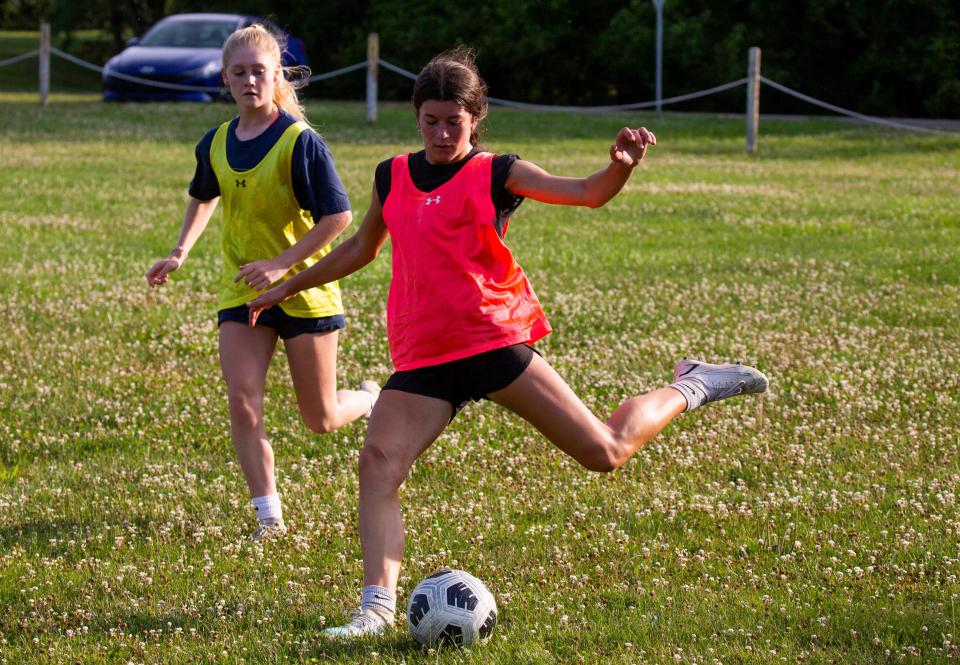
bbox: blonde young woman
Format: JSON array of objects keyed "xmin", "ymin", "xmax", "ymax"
[{"xmin": 146, "ymin": 25, "xmax": 378, "ymax": 540}]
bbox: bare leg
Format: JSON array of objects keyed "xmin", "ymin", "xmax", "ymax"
[
  {"xmin": 284, "ymin": 330, "xmax": 371, "ymax": 433},
  {"xmin": 358, "ymin": 390, "xmax": 452, "ymax": 590},
  {"xmin": 218, "ymin": 322, "xmax": 279, "ymax": 497},
  {"xmin": 488, "ymin": 353, "xmax": 686, "ymax": 472}
]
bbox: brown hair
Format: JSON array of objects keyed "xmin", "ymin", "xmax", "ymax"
[
  {"xmin": 221, "ymin": 24, "xmax": 309, "ymax": 122},
  {"xmin": 413, "ymin": 46, "xmax": 488, "ymax": 147}
]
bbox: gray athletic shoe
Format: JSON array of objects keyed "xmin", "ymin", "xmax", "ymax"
[
  {"xmin": 323, "ymin": 606, "xmax": 394, "ymax": 639},
  {"xmin": 670, "ymin": 358, "xmax": 768, "ymax": 412},
  {"xmin": 358, "ymin": 380, "xmax": 381, "ymax": 418}
]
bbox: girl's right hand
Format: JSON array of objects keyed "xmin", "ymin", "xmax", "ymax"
[
  {"xmin": 146, "ymin": 256, "xmax": 182, "ymax": 287},
  {"xmin": 247, "ymin": 284, "xmax": 290, "ymax": 326}
]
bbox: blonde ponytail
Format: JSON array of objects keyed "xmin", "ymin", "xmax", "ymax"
[{"xmin": 221, "ymin": 24, "xmax": 310, "ymax": 123}]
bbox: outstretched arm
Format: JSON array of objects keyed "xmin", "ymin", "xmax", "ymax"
[
  {"xmin": 247, "ymin": 184, "xmax": 389, "ymax": 325},
  {"xmin": 146, "ymin": 196, "xmax": 220, "ymax": 287},
  {"xmin": 505, "ymin": 126, "xmax": 656, "ymax": 208},
  {"xmin": 234, "ymin": 210, "xmax": 352, "ymax": 292}
]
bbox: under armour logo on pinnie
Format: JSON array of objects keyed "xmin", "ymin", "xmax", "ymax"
[
  {"xmin": 425, "ymin": 195, "xmax": 441, "ymax": 205},
  {"xmin": 236, "ymin": 179, "xmax": 246, "ymax": 188}
]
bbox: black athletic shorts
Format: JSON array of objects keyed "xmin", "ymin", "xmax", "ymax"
[
  {"xmin": 217, "ymin": 304, "xmax": 345, "ymax": 340},
  {"xmin": 383, "ymin": 343, "xmax": 538, "ymax": 416}
]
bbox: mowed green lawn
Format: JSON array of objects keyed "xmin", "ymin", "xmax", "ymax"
[{"xmin": 0, "ymin": 92, "xmax": 958, "ymax": 664}]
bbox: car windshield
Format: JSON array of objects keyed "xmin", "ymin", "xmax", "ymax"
[{"xmin": 139, "ymin": 19, "xmax": 238, "ymax": 48}]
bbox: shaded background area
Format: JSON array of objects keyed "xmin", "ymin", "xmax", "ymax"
[{"xmin": 2, "ymin": 1, "xmax": 959, "ymax": 116}]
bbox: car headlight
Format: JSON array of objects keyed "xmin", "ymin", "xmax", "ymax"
[{"xmin": 184, "ymin": 61, "xmax": 221, "ymax": 79}]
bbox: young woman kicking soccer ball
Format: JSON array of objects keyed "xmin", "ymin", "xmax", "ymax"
[
  {"xmin": 248, "ymin": 47, "xmax": 767, "ymax": 635},
  {"xmin": 146, "ymin": 25, "xmax": 379, "ymax": 540}
]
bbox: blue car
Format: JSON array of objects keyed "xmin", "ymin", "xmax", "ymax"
[{"xmin": 102, "ymin": 13, "xmax": 308, "ymax": 102}]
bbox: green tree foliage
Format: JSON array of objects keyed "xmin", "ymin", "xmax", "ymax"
[
  {"xmin": 2, "ymin": 0, "xmax": 164, "ymax": 48},
  {"xmin": 4, "ymin": 0, "xmax": 957, "ymax": 117}
]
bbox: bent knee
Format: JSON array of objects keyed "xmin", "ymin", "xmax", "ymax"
[
  {"xmin": 358, "ymin": 443, "xmax": 409, "ymax": 490},
  {"xmin": 577, "ymin": 437, "xmax": 630, "ymax": 473},
  {"xmin": 581, "ymin": 452, "xmax": 620, "ymax": 473},
  {"xmin": 302, "ymin": 412, "xmax": 338, "ymax": 434}
]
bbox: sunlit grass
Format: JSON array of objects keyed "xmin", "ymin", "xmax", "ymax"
[{"xmin": 0, "ymin": 93, "xmax": 958, "ymax": 664}]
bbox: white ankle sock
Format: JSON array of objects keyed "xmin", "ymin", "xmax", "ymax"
[
  {"xmin": 361, "ymin": 585, "xmax": 396, "ymax": 616},
  {"xmin": 252, "ymin": 493, "xmax": 282, "ymax": 524},
  {"xmin": 358, "ymin": 381, "xmax": 380, "ymax": 418}
]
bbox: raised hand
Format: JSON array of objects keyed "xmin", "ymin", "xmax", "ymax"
[{"xmin": 609, "ymin": 126, "xmax": 657, "ymax": 168}]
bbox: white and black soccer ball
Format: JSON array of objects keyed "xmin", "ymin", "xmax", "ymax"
[{"xmin": 407, "ymin": 569, "xmax": 497, "ymax": 647}]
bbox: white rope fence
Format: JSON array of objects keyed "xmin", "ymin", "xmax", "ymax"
[
  {"xmin": 377, "ymin": 58, "xmax": 416, "ymax": 80},
  {"xmin": 377, "ymin": 59, "xmax": 750, "ymax": 114},
  {"xmin": 5, "ymin": 45, "xmax": 371, "ymax": 92},
  {"xmin": 3, "ymin": 34, "xmax": 957, "ymax": 148},
  {"xmin": 487, "ymin": 79, "xmax": 748, "ymax": 113},
  {"xmin": 3, "ymin": 46, "xmax": 752, "ymax": 116},
  {"xmin": 0, "ymin": 49, "xmax": 39, "ymax": 67},
  {"xmin": 760, "ymin": 76, "xmax": 956, "ymax": 137},
  {"xmin": 307, "ymin": 60, "xmax": 366, "ymax": 83}
]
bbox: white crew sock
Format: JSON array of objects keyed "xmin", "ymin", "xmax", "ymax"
[
  {"xmin": 358, "ymin": 380, "xmax": 380, "ymax": 418},
  {"xmin": 361, "ymin": 585, "xmax": 396, "ymax": 616},
  {"xmin": 252, "ymin": 493, "xmax": 283, "ymax": 525}
]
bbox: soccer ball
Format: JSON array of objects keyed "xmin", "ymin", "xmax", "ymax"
[{"xmin": 407, "ymin": 569, "xmax": 497, "ymax": 647}]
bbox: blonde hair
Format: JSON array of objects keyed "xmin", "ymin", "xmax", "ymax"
[{"xmin": 221, "ymin": 24, "xmax": 310, "ymax": 122}]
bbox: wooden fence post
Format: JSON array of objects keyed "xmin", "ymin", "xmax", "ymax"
[
  {"xmin": 39, "ymin": 23, "xmax": 50, "ymax": 107},
  {"xmin": 745, "ymin": 47, "xmax": 761, "ymax": 154},
  {"xmin": 366, "ymin": 33, "xmax": 379, "ymax": 123}
]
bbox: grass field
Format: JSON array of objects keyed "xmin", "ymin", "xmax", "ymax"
[{"xmin": 0, "ymin": 90, "xmax": 958, "ymax": 664}]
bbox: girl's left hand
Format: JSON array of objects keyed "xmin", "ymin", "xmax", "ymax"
[
  {"xmin": 234, "ymin": 259, "xmax": 288, "ymax": 291},
  {"xmin": 247, "ymin": 284, "xmax": 290, "ymax": 326},
  {"xmin": 610, "ymin": 126, "xmax": 657, "ymax": 168}
]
